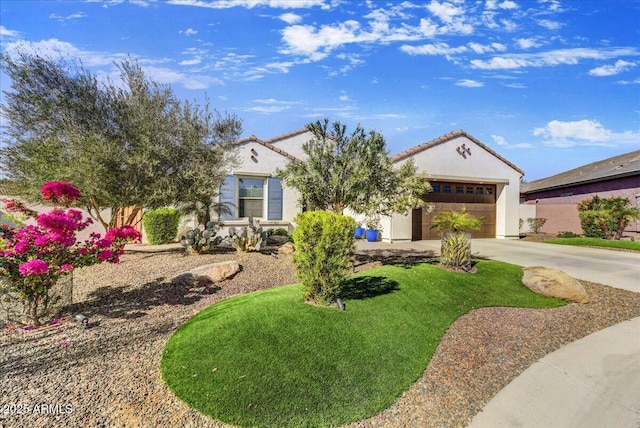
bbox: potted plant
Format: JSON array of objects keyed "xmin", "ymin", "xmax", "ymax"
[
  {"xmin": 354, "ymin": 221, "xmax": 365, "ymax": 239},
  {"xmin": 364, "ymin": 216, "xmax": 381, "ymax": 242}
]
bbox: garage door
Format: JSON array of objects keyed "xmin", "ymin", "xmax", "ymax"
[{"xmin": 412, "ymin": 182, "xmax": 496, "ymax": 240}]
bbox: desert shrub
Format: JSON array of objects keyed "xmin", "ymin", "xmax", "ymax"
[
  {"xmin": 578, "ymin": 195, "xmax": 640, "ymax": 240},
  {"xmin": 143, "ymin": 208, "xmax": 180, "ymax": 245},
  {"xmin": 527, "ymin": 217, "xmax": 547, "ymax": 234},
  {"xmin": 292, "ymin": 211, "xmax": 355, "ymax": 305},
  {"xmin": 557, "ymin": 231, "xmax": 581, "ymax": 238}
]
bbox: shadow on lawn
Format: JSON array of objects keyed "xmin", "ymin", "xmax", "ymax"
[
  {"xmin": 354, "ymin": 248, "xmax": 436, "ymax": 269},
  {"xmin": 341, "ymin": 276, "xmax": 399, "ymax": 300}
]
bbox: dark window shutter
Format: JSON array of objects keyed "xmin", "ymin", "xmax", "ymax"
[
  {"xmin": 219, "ymin": 175, "xmax": 236, "ymax": 220},
  {"xmin": 267, "ymin": 177, "xmax": 283, "ymax": 220}
]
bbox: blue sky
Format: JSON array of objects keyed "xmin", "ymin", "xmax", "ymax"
[{"xmin": 1, "ymin": 0, "xmax": 639, "ymax": 181}]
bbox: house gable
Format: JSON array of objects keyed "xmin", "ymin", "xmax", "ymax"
[{"xmin": 392, "ymin": 130, "xmax": 524, "ymax": 177}]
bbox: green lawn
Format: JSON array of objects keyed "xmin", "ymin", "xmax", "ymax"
[
  {"xmin": 161, "ymin": 260, "xmax": 565, "ymax": 427},
  {"xmin": 546, "ymin": 237, "xmax": 640, "ymax": 252}
]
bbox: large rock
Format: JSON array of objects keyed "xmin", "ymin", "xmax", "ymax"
[
  {"xmin": 522, "ymin": 266, "xmax": 590, "ymax": 304},
  {"xmin": 188, "ymin": 260, "xmax": 240, "ymax": 283},
  {"xmin": 278, "ymin": 242, "xmax": 295, "ymax": 255}
]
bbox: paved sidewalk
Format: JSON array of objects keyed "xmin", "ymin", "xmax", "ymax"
[
  {"xmin": 357, "ymin": 238, "xmax": 640, "ymax": 427},
  {"xmin": 470, "ymin": 316, "xmax": 640, "ymax": 428}
]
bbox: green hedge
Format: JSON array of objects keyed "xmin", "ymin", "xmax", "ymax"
[
  {"xmin": 143, "ymin": 208, "xmax": 180, "ymax": 245},
  {"xmin": 292, "ymin": 211, "xmax": 355, "ymax": 305}
]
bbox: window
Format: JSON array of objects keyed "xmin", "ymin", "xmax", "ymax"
[
  {"xmin": 476, "ymin": 187, "xmax": 484, "ymax": 195},
  {"xmin": 486, "ymin": 187, "xmax": 494, "ymax": 195},
  {"xmin": 466, "ymin": 186, "xmax": 474, "ymax": 194},
  {"xmin": 239, "ymin": 178, "xmax": 264, "ymax": 218},
  {"xmin": 455, "ymin": 185, "xmax": 464, "ymax": 194},
  {"xmin": 432, "ymin": 183, "xmax": 440, "ymax": 193},
  {"xmin": 220, "ymin": 175, "xmax": 283, "ymax": 221},
  {"xmin": 443, "ymin": 184, "xmax": 451, "ymax": 193}
]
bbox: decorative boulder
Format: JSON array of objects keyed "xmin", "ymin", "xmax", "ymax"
[
  {"xmin": 187, "ymin": 260, "xmax": 240, "ymax": 283},
  {"xmin": 522, "ymin": 266, "xmax": 590, "ymax": 304},
  {"xmin": 278, "ymin": 242, "xmax": 295, "ymax": 255}
]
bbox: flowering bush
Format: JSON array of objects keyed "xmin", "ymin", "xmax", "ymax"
[{"xmin": 0, "ymin": 181, "xmax": 141, "ymax": 326}]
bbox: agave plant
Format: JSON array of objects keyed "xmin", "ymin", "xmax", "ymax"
[
  {"xmin": 431, "ymin": 206, "xmax": 483, "ymax": 269},
  {"xmin": 180, "ymin": 221, "xmax": 223, "ymax": 254}
]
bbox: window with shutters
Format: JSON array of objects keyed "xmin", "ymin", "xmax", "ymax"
[{"xmin": 219, "ymin": 175, "xmax": 283, "ymax": 221}]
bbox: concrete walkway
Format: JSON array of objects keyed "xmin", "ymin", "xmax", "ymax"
[{"xmin": 357, "ymin": 238, "xmax": 640, "ymax": 427}]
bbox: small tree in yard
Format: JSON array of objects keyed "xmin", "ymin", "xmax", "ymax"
[
  {"xmin": 527, "ymin": 217, "xmax": 547, "ymax": 234},
  {"xmin": 292, "ymin": 211, "xmax": 355, "ymax": 305},
  {"xmin": 277, "ymin": 119, "xmax": 430, "ymax": 216},
  {"xmin": 431, "ymin": 206, "xmax": 483, "ymax": 270},
  {"xmin": 578, "ymin": 195, "xmax": 640, "ymax": 240}
]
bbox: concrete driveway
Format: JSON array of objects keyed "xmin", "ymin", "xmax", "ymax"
[{"xmin": 358, "ymin": 238, "xmax": 640, "ymax": 292}]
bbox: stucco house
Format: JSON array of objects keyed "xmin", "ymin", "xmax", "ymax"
[
  {"xmin": 521, "ymin": 150, "xmax": 640, "ymax": 238},
  {"xmin": 216, "ymin": 129, "xmax": 524, "ymax": 242}
]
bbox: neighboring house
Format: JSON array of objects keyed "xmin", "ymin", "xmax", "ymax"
[
  {"xmin": 520, "ymin": 150, "xmax": 640, "ymax": 238},
  {"xmin": 218, "ymin": 129, "xmax": 524, "ymax": 242}
]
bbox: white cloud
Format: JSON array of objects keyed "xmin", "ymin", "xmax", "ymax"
[
  {"xmin": 500, "ymin": 19, "xmax": 517, "ymax": 31},
  {"xmin": 0, "ymin": 25, "xmax": 22, "ymax": 38},
  {"xmin": 515, "ymin": 38, "xmax": 540, "ymax": 49},
  {"xmin": 588, "ymin": 60, "xmax": 636, "ymax": 77},
  {"xmin": 533, "ymin": 119, "xmax": 640, "ymax": 147},
  {"xmin": 468, "ymin": 42, "xmax": 507, "ymax": 54},
  {"xmin": 427, "ymin": 0, "xmax": 464, "ymax": 24},
  {"xmin": 456, "ymin": 79, "xmax": 484, "ymax": 87},
  {"xmin": 400, "ymin": 42, "xmax": 468, "ymax": 59},
  {"xmin": 616, "ymin": 78, "xmax": 640, "ymax": 85},
  {"xmin": 537, "ymin": 19, "xmax": 562, "ymax": 30},
  {"xmin": 180, "ymin": 28, "xmax": 198, "ymax": 36},
  {"xmin": 179, "ymin": 57, "xmax": 202, "ymax": 66},
  {"xmin": 279, "ymin": 13, "xmax": 302, "ymax": 24},
  {"xmin": 491, "ymin": 134, "xmax": 532, "ymax": 149},
  {"xmin": 242, "ymin": 98, "xmax": 299, "ymax": 114},
  {"xmin": 498, "ymin": 1, "xmax": 518, "ymax": 9},
  {"xmin": 167, "ymin": 0, "xmax": 335, "ymax": 10},
  {"xmin": 4, "ymin": 39, "xmax": 223, "ymax": 90},
  {"xmin": 471, "ymin": 47, "xmax": 640, "ymax": 70},
  {"xmin": 492, "ymin": 135, "xmax": 507, "ymax": 145},
  {"xmin": 49, "ymin": 12, "xmax": 87, "ymax": 21}
]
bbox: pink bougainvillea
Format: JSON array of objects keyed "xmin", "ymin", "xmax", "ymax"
[
  {"xmin": 0, "ymin": 181, "xmax": 141, "ymax": 326},
  {"xmin": 18, "ymin": 259, "xmax": 50, "ymax": 276},
  {"xmin": 39, "ymin": 181, "xmax": 81, "ymax": 206}
]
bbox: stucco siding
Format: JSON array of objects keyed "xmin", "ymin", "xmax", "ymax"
[
  {"xmin": 394, "ymin": 135, "xmax": 522, "ymax": 240},
  {"xmin": 268, "ymin": 131, "xmax": 313, "ymax": 161}
]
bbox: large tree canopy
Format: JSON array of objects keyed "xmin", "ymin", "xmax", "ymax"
[
  {"xmin": 277, "ymin": 119, "xmax": 430, "ymax": 216},
  {"xmin": 0, "ymin": 51, "xmax": 241, "ymax": 229}
]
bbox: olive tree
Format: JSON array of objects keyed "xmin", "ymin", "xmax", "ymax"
[
  {"xmin": 1, "ymin": 51, "xmax": 241, "ymax": 230},
  {"xmin": 276, "ymin": 119, "xmax": 430, "ymax": 218}
]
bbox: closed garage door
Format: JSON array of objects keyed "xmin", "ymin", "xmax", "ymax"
[{"xmin": 412, "ymin": 182, "xmax": 496, "ymax": 240}]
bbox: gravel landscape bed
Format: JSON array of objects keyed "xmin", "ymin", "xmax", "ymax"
[{"xmin": 2, "ymin": 245, "xmax": 639, "ymax": 428}]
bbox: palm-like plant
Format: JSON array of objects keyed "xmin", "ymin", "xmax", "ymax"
[{"xmin": 431, "ymin": 206, "xmax": 483, "ymax": 269}]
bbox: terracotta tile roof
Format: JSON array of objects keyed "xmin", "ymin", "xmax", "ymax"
[
  {"xmin": 391, "ymin": 129, "xmax": 525, "ymax": 176},
  {"xmin": 521, "ymin": 149, "xmax": 640, "ymax": 194},
  {"xmin": 264, "ymin": 128, "xmax": 309, "ymax": 144},
  {"xmin": 234, "ymin": 135, "xmax": 302, "ymax": 162}
]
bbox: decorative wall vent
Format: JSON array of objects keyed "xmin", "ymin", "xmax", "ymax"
[{"xmin": 456, "ymin": 143, "xmax": 471, "ymax": 159}]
